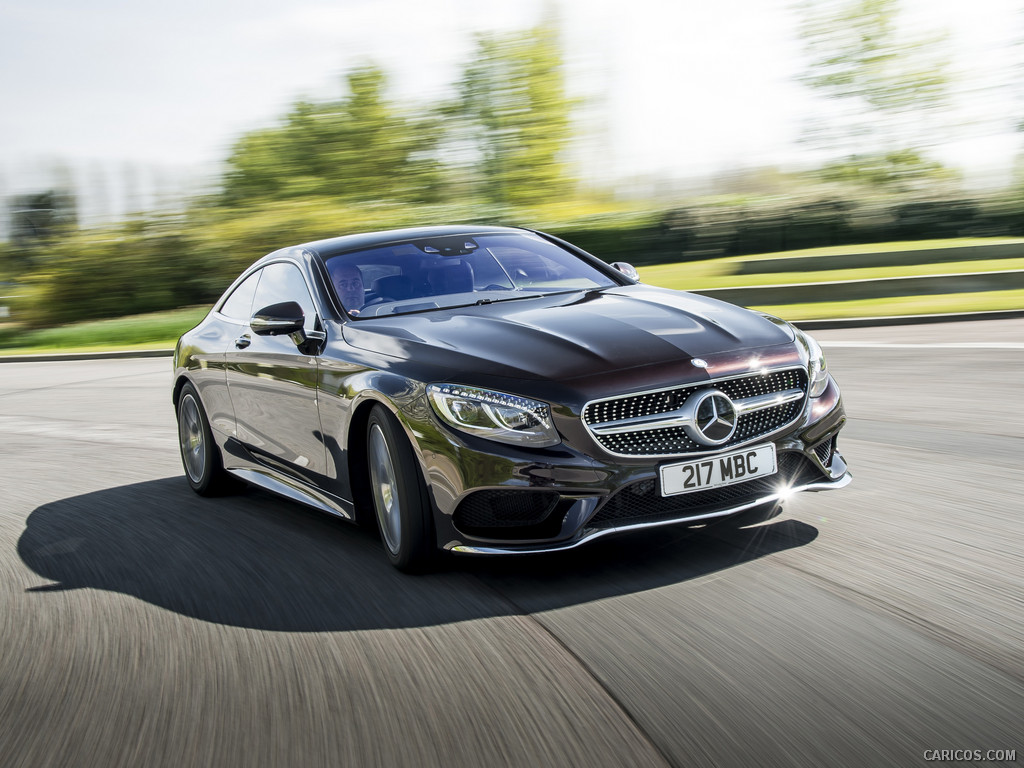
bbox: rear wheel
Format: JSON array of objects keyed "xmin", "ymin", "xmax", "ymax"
[
  {"xmin": 367, "ymin": 405, "xmax": 435, "ymax": 572},
  {"xmin": 177, "ymin": 382, "xmax": 233, "ymax": 496}
]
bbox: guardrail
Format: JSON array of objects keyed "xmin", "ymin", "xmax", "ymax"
[{"xmin": 692, "ymin": 270, "xmax": 1024, "ymax": 307}]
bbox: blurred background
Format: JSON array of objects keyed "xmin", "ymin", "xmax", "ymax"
[{"xmin": 1, "ymin": 0, "xmax": 1023, "ymax": 343}]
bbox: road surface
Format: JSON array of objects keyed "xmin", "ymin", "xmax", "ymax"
[{"xmin": 1, "ymin": 320, "xmax": 1021, "ymax": 767}]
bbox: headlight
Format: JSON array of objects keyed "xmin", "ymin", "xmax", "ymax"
[
  {"xmin": 427, "ymin": 384, "xmax": 561, "ymax": 447},
  {"xmin": 797, "ymin": 329, "xmax": 829, "ymax": 398}
]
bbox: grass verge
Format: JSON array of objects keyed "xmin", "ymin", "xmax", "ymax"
[
  {"xmin": 640, "ymin": 256, "xmax": 1024, "ymax": 290},
  {"xmin": 734, "ymin": 237, "xmax": 1024, "ymax": 261},
  {"xmin": 753, "ymin": 289, "xmax": 1024, "ymax": 321},
  {"xmin": 0, "ymin": 306, "xmax": 208, "ymax": 354}
]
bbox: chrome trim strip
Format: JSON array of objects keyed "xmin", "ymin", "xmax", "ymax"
[
  {"xmin": 734, "ymin": 389, "xmax": 805, "ymax": 414},
  {"xmin": 590, "ymin": 388, "xmax": 804, "ymax": 435},
  {"xmin": 589, "ymin": 409, "xmax": 691, "ymax": 436},
  {"xmin": 227, "ymin": 467, "xmax": 355, "ymax": 521},
  {"xmin": 447, "ymin": 470, "xmax": 852, "ymax": 555}
]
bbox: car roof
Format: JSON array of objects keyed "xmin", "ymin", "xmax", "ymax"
[{"xmin": 296, "ymin": 224, "xmax": 530, "ymax": 259}]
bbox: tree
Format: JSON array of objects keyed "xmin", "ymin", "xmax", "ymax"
[
  {"xmin": 7, "ymin": 189, "xmax": 77, "ymax": 246},
  {"xmin": 797, "ymin": 0, "xmax": 954, "ymax": 187},
  {"xmin": 222, "ymin": 64, "xmax": 443, "ymax": 205},
  {"xmin": 816, "ymin": 149, "xmax": 958, "ymax": 187},
  {"xmin": 452, "ymin": 22, "xmax": 576, "ymax": 205},
  {"xmin": 2, "ymin": 189, "xmax": 78, "ymax": 275}
]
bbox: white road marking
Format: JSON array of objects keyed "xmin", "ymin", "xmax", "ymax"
[
  {"xmin": 820, "ymin": 341, "xmax": 1024, "ymax": 350},
  {"xmin": 0, "ymin": 415, "xmax": 174, "ymax": 448}
]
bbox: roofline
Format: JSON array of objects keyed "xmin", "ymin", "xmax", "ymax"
[{"xmin": 297, "ymin": 224, "xmax": 530, "ymax": 258}]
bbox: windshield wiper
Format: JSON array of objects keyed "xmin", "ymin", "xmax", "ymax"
[
  {"xmin": 473, "ymin": 286, "xmax": 616, "ymax": 307},
  {"xmin": 384, "ymin": 289, "xmax": 599, "ymax": 317},
  {"xmin": 474, "ymin": 293, "xmax": 544, "ymax": 306}
]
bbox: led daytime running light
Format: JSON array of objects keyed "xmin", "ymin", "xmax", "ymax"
[
  {"xmin": 431, "ymin": 385, "xmax": 545, "ymax": 415},
  {"xmin": 427, "ymin": 384, "xmax": 560, "ymax": 447}
]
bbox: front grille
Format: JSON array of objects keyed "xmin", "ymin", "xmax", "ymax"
[
  {"xmin": 453, "ymin": 490, "xmax": 563, "ymax": 539},
  {"xmin": 588, "ymin": 452, "xmax": 821, "ymax": 529},
  {"xmin": 583, "ymin": 367, "xmax": 808, "ymax": 457}
]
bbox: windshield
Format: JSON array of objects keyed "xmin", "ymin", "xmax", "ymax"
[{"xmin": 323, "ymin": 231, "xmax": 618, "ymax": 318}]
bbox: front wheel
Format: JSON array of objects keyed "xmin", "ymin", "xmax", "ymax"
[
  {"xmin": 177, "ymin": 382, "xmax": 233, "ymax": 496},
  {"xmin": 366, "ymin": 405, "xmax": 435, "ymax": 572}
]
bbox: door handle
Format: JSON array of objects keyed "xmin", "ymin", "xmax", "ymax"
[{"xmin": 235, "ymin": 335, "xmax": 251, "ymax": 349}]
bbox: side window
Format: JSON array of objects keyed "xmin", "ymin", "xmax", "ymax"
[
  {"xmin": 251, "ymin": 262, "xmax": 318, "ymax": 329},
  {"xmin": 219, "ymin": 270, "xmax": 261, "ymax": 321}
]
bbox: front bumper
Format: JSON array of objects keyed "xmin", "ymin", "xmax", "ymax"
[
  {"xmin": 451, "ymin": 453, "xmax": 851, "ymax": 554},
  {"xmin": 426, "ymin": 377, "xmax": 851, "ymax": 555}
]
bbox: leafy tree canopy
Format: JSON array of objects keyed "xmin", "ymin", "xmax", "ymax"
[
  {"xmin": 815, "ymin": 149, "xmax": 960, "ymax": 189},
  {"xmin": 797, "ymin": 0, "xmax": 954, "ymax": 184},
  {"xmin": 222, "ymin": 64, "xmax": 443, "ymax": 206},
  {"xmin": 451, "ymin": 22, "xmax": 576, "ymax": 205}
]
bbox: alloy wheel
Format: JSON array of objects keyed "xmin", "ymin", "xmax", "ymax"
[
  {"xmin": 178, "ymin": 393, "xmax": 206, "ymax": 484},
  {"xmin": 368, "ymin": 423, "xmax": 402, "ymax": 554}
]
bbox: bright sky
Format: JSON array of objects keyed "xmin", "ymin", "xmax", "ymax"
[{"xmin": 1, "ymin": 0, "xmax": 1021, "ymax": 213}]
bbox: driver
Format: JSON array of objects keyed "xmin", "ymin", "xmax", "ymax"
[{"xmin": 332, "ymin": 263, "xmax": 365, "ymax": 315}]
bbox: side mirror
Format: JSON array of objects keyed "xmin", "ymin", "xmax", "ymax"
[
  {"xmin": 250, "ymin": 301, "xmax": 305, "ymax": 336},
  {"xmin": 610, "ymin": 262, "xmax": 640, "ymax": 282}
]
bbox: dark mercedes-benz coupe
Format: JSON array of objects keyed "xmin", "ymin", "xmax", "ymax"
[{"xmin": 174, "ymin": 225, "xmax": 850, "ymax": 570}]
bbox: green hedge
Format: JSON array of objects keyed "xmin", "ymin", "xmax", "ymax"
[
  {"xmin": 7, "ymin": 191, "xmax": 1024, "ymax": 328},
  {"xmin": 654, "ymin": 196, "xmax": 1024, "ymax": 265},
  {"xmin": 12, "ymin": 221, "xmax": 215, "ymax": 328}
]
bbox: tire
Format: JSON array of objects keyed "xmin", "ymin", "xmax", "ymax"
[
  {"xmin": 718, "ymin": 501, "xmax": 783, "ymax": 528},
  {"xmin": 176, "ymin": 382, "xmax": 234, "ymax": 496},
  {"xmin": 366, "ymin": 405, "xmax": 435, "ymax": 572}
]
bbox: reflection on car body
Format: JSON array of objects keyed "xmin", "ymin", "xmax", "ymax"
[{"xmin": 174, "ymin": 225, "xmax": 850, "ymax": 571}]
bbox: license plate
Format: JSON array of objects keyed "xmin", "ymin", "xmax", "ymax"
[{"xmin": 660, "ymin": 444, "xmax": 777, "ymax": 497}]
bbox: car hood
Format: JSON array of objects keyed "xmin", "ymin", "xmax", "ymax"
[{"xmin": 341, "ymin": 285, "xmax": 795, "ymax": 383}]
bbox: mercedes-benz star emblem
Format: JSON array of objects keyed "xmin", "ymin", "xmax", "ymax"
[
  {"xmin": 683, "ymin": 389, "xmax": 738, "ymax": 446},
  {"xmin": 691, "ymin": 358, "xmax": 708, "ymax": 368}
]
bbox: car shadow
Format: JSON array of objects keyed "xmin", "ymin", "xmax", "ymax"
[{"xmin": 18, "ymin": 478, "xmax": 818, "ymax": 632}]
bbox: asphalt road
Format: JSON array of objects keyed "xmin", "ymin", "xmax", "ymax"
[{"xmin": 1, "ymin": 320, "xmax": 1022, "ymax": 767}]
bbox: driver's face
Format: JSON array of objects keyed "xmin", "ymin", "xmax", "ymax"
[{"xmin": 334, "ymin": 269, "xmax": 363, "ymax": 310}]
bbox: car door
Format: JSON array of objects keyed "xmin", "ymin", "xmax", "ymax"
[
  {"xmin": 224, "ymin": 260, "xmax": 327, "ymax": 479},
  {"xmin": 197, "ymin": 268, "xmax": 262, "ymax": 440}
]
